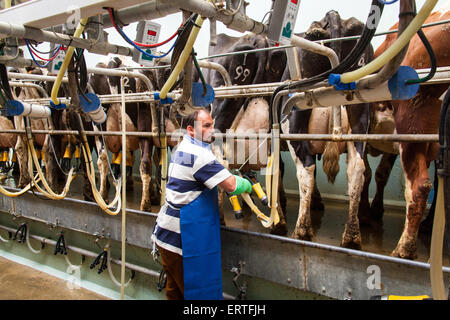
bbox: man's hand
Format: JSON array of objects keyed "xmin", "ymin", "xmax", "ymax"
[{"xmin": 219, "ymin": 175, "xmax": 253, "ymax": 195}]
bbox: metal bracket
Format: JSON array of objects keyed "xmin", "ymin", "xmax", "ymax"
[{"xmin": 231, "ymin": 262, "xmax": 248, "ymax": 300}]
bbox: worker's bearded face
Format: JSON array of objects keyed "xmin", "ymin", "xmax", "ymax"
[{"xmin": 188, "ymin": 110, "xmax": 215, "ymax": 143}]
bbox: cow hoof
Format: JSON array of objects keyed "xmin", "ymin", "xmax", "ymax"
[
  {"xmin": 340, "ymin": 239, "xmax": 362, "ymax": 250},
  {"xmin": 140, "ymin": 202, "xmax": 152, "ymax": 212},
  {"xmin": 391, "ymin": 244, "xmax": 418, "ymax": 260},
  {"xmin": 340, "ymin": 231, "xmax": 362, "ymax": 250},
  {"xmin": 270, "ymin": 222, "xmax": 287, "ymax": 236},
  {"xmin": 292, "ymin": 226, "xmax": 313, "ymax": 241}
]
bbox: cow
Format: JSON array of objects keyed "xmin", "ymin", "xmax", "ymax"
[
  {"xmin": 89, "ymin": 56, "xmax": 180, "ymax": 212},
  {"xmin": 204, "ymin": 32, "xmax": 289, "ymax": 233},
  {"xmin": 358, "ymin": 100, "xmax": 399, "ymax": 225},
  {"xmin": 279, "ymin": 10, "xmax": 374, "ymax": 249},
  {"xmin": 5, "ymin": 67, "xmax": 52, "ymax": 189},
  {"xmin": 358, "ymin": 6, "xmax": 450, "ymax": 259},
  {"xmin": 87, "ymin": 57, "xmax": 140, "ymax": 206}
]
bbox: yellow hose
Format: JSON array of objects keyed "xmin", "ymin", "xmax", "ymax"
[
  {"xmin": 429, "ymin": 176, "xmax": 446, "ymax": 300},
  {"xmin": 159, "ymin": 15, "xmax": 204, "ymax": 99},
  {"xmin": 80, "ymin": 141, "xmax": 122, "ymax": 216},
  {"xmin": 0, "ymin": 174, "xmax": 40, "ymax": 197},
  {"xmin": 339, "ymin": 0, "xmax": 438, "ymax": 84},
  {"xmin": 27, "ymin": 142, "xmax": 75, "ymax": 200},
  {"xmin": 50, "ymin": 18, "xmax": 89, "ymax": 105}
]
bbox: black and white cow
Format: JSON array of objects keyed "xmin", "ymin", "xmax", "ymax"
[{"xmin": 279, "ymin": 11, "xmax": 374, "ymax": 249}]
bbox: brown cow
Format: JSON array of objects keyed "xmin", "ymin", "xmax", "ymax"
[{"xmin": 372, "ymin": 6, "xmax": 450, "ymax": 259}]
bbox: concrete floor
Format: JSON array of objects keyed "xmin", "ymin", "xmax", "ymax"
[{"xmin": 0, "ymin": 255, "xmax": 109, "ymax": 300}]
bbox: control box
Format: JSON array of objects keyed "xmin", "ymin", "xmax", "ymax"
[
  {"xmin": 267, "ymin": 0, "xmax": 301, "ymax": 45},
  {"xmin": 132, "ymin": 21, "xmax": 161, "ymax": 67},
  {"xmin": 47, "ymin": 43, "xmax": 66, "ymax": 75}
]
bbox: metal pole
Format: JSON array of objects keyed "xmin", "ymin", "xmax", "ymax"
[
  {"xmin": 120, "ymin": 76, "xmax": 127, "ymax": 300},
  {"xmin": 0, "ymin": 127, "xmax": 439, "ymax": 143}
]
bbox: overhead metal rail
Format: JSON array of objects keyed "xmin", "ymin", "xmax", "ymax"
[
  {"xmin": 0, "ymin": 11, "xmax": 448, "ymax": 67},
  {"xmin": 0, "ymin": 128, "xmax": 439, "ymax": 143}
]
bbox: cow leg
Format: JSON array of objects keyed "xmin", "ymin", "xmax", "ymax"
[
  {"xmin": 370, "ymin": 152, "xmax": 397, "ymax": 220},
  {"xmin": 392, "ymin": 144, "xmax": 431, "ymax": 260},
  {"xmin": 285, "ymin": 141, "xmax": 315, "ymax": 240},
  {"xmin": 311, "ymin": 171, "xmax": 325, "ymax": 211},
  {"xmin": 358, "ymin": 149, "xmax": 372, "ymax": 225},
  {"xmin": 341, "ymin": 103, "xmax": 369, "ymax": 250},
  {"xmin": 419, "ymin": 161, "xmax": 438, "ymax": 234},
  {"xmin": 82, "ymin": 142, "xmax": 95, "ymax": 202},
  {"xmin": 139, "ymin": 138, "xmax": 153, "ymax": 212},
  {"xmin": 47, "ymin": 135, "xmax": 64, "ymax": 193},
  {"xmin": 341, "ymin": 141, "xmax": 365, "ymax": 250},
  {"xmin": 15, "ymin": 136, "xmax": 30, "ymax": 188},
  {"xmin": 150, "ymin": 148, "xmax": 162, "ymax": 205},
  {"xmin": 291, "ymin": 157, "xmax": 315, "ymax": 240}
]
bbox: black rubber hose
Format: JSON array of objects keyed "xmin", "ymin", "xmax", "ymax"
[{"xmin": 406, "ymin": 28, "xmax": 437, "ymax": 85}]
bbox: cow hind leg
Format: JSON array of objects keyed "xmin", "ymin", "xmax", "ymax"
[
  {"xmin": 290, "ymin": 156, "xmax": 315, "ymax": 241},
  {"xmin": 358, "ymin": 149, "xmax": 372, "ymax": 226},
  {"xmin": 15, "ymin": 137, "xmax": 30, "ymax": 188},
  {"xmin": 98, "ymin": 148, "xmax": 110, "ymax": 201},
  {"xmin": 419, "ymin": 161, "xmax": 437, "ymax": 234},
  {"xmin": 341, "ymin": 141, "xmax": 365, "ymax": 250},
  {"xmin": 139, "ymin": 139, "xmax": 152, "ymax": 212},
  {"xmin": 392, "ymin": 146, "xmax": 431, "ymax": 260}
]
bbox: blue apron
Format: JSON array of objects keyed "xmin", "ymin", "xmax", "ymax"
[{"xmin": 180, "ymin": 186, "xmax": 222, "ymax": 300}]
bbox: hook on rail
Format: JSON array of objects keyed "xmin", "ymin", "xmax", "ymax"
[
  {"xmin": 54, "ymin": 232, "xmax": 67, "ymax": 255},
  {"xmin": 90, "ymin": 248, "xmax": 108, "ymax": 274},
  {"xmin": 13, "ymin": 223, "xmax": 27, "ymax": 243}
]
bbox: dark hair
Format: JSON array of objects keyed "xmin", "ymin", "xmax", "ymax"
[{"xmin": 181, "ymin": 107, "xmax": 209, "ymax": 130}]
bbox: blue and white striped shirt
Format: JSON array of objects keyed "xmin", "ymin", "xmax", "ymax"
[{"xmin": 152, "ymin": 134, "xmax": 231, "ymax": 255}]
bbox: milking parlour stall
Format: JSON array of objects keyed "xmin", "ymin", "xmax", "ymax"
[{"xmin": 0, "ymin": 0, "xmax": 449, "ymax": 311}]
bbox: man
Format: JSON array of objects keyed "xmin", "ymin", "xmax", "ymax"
[{"xmin": 152, "ymin": 108, "xmax": 252, "ymax": 300}]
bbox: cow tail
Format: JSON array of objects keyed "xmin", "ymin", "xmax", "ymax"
[{"xmin": 322, "ymin": 108, "xmax": 340, "ymax": 183}]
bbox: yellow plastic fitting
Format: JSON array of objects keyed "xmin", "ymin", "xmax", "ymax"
[
  {"xmin": 229, "ymin": 195, "xmax": 243, "ymax": 219},
  {"xmin": 252, "ymin": 182, "xmax": 269, "ymax": 206},
  {"xmin": 112, "ymin": 152, "xmax": 122, "ymax": 165},
  {"xmin": 74, "ymin": 145, "xmax": 81, "ymax": 159}
]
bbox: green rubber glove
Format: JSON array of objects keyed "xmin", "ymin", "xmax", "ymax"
[{"xmin": 230, "ymin": 175, "xmax": 253, "ymax": 195}]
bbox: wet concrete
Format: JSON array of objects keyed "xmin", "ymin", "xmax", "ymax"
[{"xmin": 0, "ymin": 255, "xmax": 109, "ymax": 300}]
